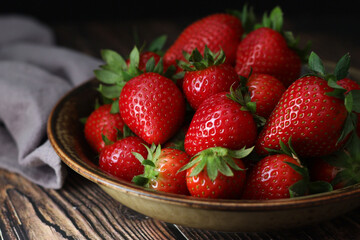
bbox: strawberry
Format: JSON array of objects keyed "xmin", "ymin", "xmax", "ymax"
[
  {"xmin": 125, "ymin": 35, "xmax": 173, "ymax": 73},
  {"xmin": 132, "ymin": 144, "xmax": 191, "ymax": 195},
  {"xmin": 99, "ymin": 136, "xmax": 148, "ymax": 182},
  {"xmin": 84, "ymin": 103, "xmax": 125, "ymax": 153},
  {"xmin": 309, "ymin": 133, "xmax": 360, "ymax": 190},
  {"xmin": 235, "ymin": 6, "xmax": 306, "ymax": 87},
  {"xmin": 119, "ymin": 72, "xmax": 186, "ymax": 145},
  {"xmin": 126, "ymin": 51, "xmax": 162, "ymax": 72},
  {"xmin": 256, "ymin": 52, "xmax": 356, "ymax": 157},
  {"xmin": 242, "ymin": 154, "xmax": 303, "ymax": 200},
  {"xmin": 242, "ymin": 139, "xmax": 332, "ymax": 200},
  {"xmin": 243, "ymin": 72, "xmax": 286, "ymax": 118},
  {"xmin": 163, "ymin": 13, "xmax": 243, "ymax": 68},
  {"xmin": 337, "ymin": 77, "xmax": 360, "ymax": 136},
  {"xmin": 184, "ymin": 89, "xmax": 258, "ymax": 157},
  {"xmin": 308, "ymin": 157, "xmax": 344, "ymax": 190},
  {"xmin": 179, "ymin": 146, "xmax": 253, "ymax": 199},
  {"xmin": 180, "ymin": 46, "xmax": 240, "ymax": 110}
]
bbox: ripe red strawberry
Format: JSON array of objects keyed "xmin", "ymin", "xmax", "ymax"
[
  {"xmin": 235, "ymin": 7, "xmax": 305, "ymax": 87},
  {"xmin": 184, "ymin": 90, "xmax": 258, "ymax": 157},
  {"xmin": 255, "ymin": 52, "xmax": 356, "ymax": 157},
  {"xmin": 308, "ymin": 157, "xmax": 344, "ymax": 190},
  {"xmin": 84, "ymin": 104, "xmax": 125, "ymax": 153},
  {"xmin": 132, "ymin": 144, "xmax": 191, "ymax": 195},
  {"xmin": 119, "ymin": 72, "xmax": 186, "ymax": 145},
  {"xmin": 180, "ymin": 47, "xmax": 240, "ymax": 110},
  {"xmin": 126, "ymin": 51, "xmax": 162, "ymax": 72},
  {"xmin": 163, "ymin": 13, "xmax": 243, "ymax": 67},
  {"xmin": 243, "ymin": 139, "xmax": 332, "ymax": 200},
  {"xmin": 337, "ymin": 77, "xmax": 360, "ymax": 136},
  {"xmin": 99, "ymin": 136, "xmax": 148, "ymax": 182},
  {"xmin": 242, "ymin": 154, "xmax": 303, "ymax": 200},
  {"xmin": 180, "ymin": 146, "xmax": 253, "ymax": 199},
  {"xmin": 245, "ymin": 72, "xmax": 286, "ymax": 118},
  {"xmin": 309, "ymin": 133, "xmax": 360, "ymax": 190}
]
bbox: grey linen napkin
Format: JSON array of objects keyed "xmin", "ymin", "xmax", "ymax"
[{"xmin": 0, "ymin": 15, "xmax": 103, "ymax": 189}]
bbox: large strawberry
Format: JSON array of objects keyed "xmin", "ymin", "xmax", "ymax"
[
  {"xmin": 84, "ymin": 103, "xmax": 125, "ymax": 153},
  {"xmin": 132, "ymin": 144, "xmax": 191, "ymax": 195},
  {"xmin": 242, "ymin": 139, "xmax": 332, "ymax": 200},
  {"xmin": 180, "ymin": 46, "xmax": 240, "ymax": 110},
  {"xmin": 163, "ymin": 13, "xmax": 244, "ymax": 68},
  {"xmin": 184, "ymin": 88, "xmax": 258, "ymax": 157},
  {"xmin": 179, "ymin": 146, "xmax": 253, "ymax": 199},
  {"xmin": 235, "ymin": 6, "xmax": 307, "ymax": 87},
  {"xmin": 119, "ymin": 72, "xmax": 186, "ymax": 145},
  {"xmin": 99, "ymin": 136, "xmax": 148, "ymax": 182},
  {"xmin": 256, "ymin": 52, "xmax": 357, "ymax": 157}
]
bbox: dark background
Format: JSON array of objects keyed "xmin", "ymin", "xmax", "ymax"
[
  {"xmin": 1, "ymin": 0, "xmax": 359, "ymax": 22},
  {"xmin": 1, "ymin": 0, "xmax": 360, "ymax": 68}
]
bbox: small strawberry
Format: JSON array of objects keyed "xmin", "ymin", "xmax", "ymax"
[
  {"xmin": 179, "ymin": 146, "xmax": 253, "ymax": 199},
  {"xmin": 99, "ymin": 136, "xmax": 148, "ymax": 182},
  {"xmin": 84, "ymin": 103, "xmax": 125, "ymax": 153},
  {"xmin": 235, "ymin": 6, "xmax": 307, "ymax": 87},
  {"xmin": 243, "ymin": 72, "xmax": 286, "ymax": 118},
  {"xmin": 308, "ymin": 157, "xmax": 344, "ymax": 190},
  {"xmin": 256, "ymin": 52, "xmax": 356, "ymax": 157},
  {"xmin": 337, "ymin": 77, "xmax": 360, "ymax": 136},
  {"xmin": 119, "ymin": 72, "xmax": 186, "ymax": 145},
  {"xmin": 184, "ymin": 89, "xmax": 258, "ymax": 157},
  {"xmin": 132, "ymin": 144, "xmax": 191, "ymax": 195},
  {"xmin": 309, "ymin": 133, "xmax": 360, "ymax": 190},
  {"xmin": 180, "ymin": 46, "xmax": 240, "ymax": 110},
  {"xmin": 163, "ymin": 12, "xmax": 244, "ymax": 67},
  {"xmin": 242, "ymin": 139, "xmax": 332, "ymax": 200}
]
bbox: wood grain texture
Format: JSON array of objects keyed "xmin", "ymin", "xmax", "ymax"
[{"xmin": 1, "ymin": 16, "xmax": 360, "ymax": 239}]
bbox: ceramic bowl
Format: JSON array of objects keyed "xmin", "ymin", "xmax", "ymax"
[{"xmin": 47, "ymin": 64, "xmax": 360, "ymax": 232}]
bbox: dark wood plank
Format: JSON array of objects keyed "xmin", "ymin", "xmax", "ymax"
[{"xmin": 0, "ymin": 169, "xmax": 184, "ymax": 240}]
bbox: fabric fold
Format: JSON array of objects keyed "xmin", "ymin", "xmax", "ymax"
[{"xmin": 0, "ymin": 15, "xmax": 103, "ymax": 189}]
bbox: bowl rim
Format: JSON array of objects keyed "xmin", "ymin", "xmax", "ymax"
[{"xmin": 47, "ymin": 66, "xmax": 360, "ymax": 212}]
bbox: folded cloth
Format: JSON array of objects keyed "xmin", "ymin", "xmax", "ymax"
[{"xmin": 0, "ymin": 15, "xmax": 103, "ymax": 189}]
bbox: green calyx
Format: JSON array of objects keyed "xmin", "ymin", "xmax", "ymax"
[
  {"xmin": 94, "ymin": 35, "xmax": 175, "ymax": 113},
  {"xmin": 307, "ymin": 51, "xmax": 360, "ymax": 144},
  {"xmin": 226, "ymin": 75, "xmax": 266, "ymax": 128},
  {"xmin": 326, "ymin": 133, "xmax": 360, "ymax": 188},
  {"xmin": 101, "ymin": 125, "xmax": 135, "ymax": 146},
  {"xmin": 132, "ymin": 143, "xmax": 161, "ymax": 187},
  {"xmin": 253, "ymin": 6, "xmax": 311, "ymax": 63},
  {"xmin": 178, "ymin": 146, "xmax": 254, "ymax": 181},
  {"xmin": 265, "ymin": 138, "xmax": 333, "ymax": 197},
  {"xmin": 226, "ymin": 4, "xmax": 257, "ymax": 35},
  {"xmin": 178, "ymin": 45, "xmax": 226, "ymax": 72}
]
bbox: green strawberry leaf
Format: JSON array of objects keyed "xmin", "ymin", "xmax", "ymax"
[
  {"xmin": 100, "ymin": 49, "xmax": 128, "ymax": 72},
  {"xmin": 334, "ymin": 52, "xmax": 351, "ymax": 80},
  {"xmin": 132, "ymin": 175, "xmax": 149, "ymax": 186},
  {"xmin": 94, "ymin": 69, "xmax": 123, "ymax": 84},
  {"xmin": 308, "ymin": 51, "xmax": 325, "ymax": 77},
  {"xmin": 226, "ymin": 4, "xmax": 257, "ymax": 35},
  {"xmin": 308, "ymin": 181, "xmax": 333, "ymax": 195},
  {"xmin": 179, "ymin": 146, "xmax": 252, "ymax": 181},
  {"xmin": 349, "ymin": 90, "xmax": 360, "ymax": 113},
  {"xmin": 110, "ymin": 99, "xmax": 119, "ymax": 113},
  {"xmin": 289, "ymin": 179, "xmax": 308, "ymax": 198},
  {"xmin": 147, "ymin": 35, "xmax": 167, "ymax": 54},
  {"xmin": 97, "ymin": 83, "xmax": 124, "ymax": 99}
]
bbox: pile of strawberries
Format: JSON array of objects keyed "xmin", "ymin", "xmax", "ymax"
[{"xmin": 83, "ymin": 6, "xmax": 360, "ymax": 200}]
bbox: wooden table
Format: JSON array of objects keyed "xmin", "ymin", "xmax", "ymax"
[{"xmin": 1, "ymin": 13, "xmax": 360, "ymax": 240}]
